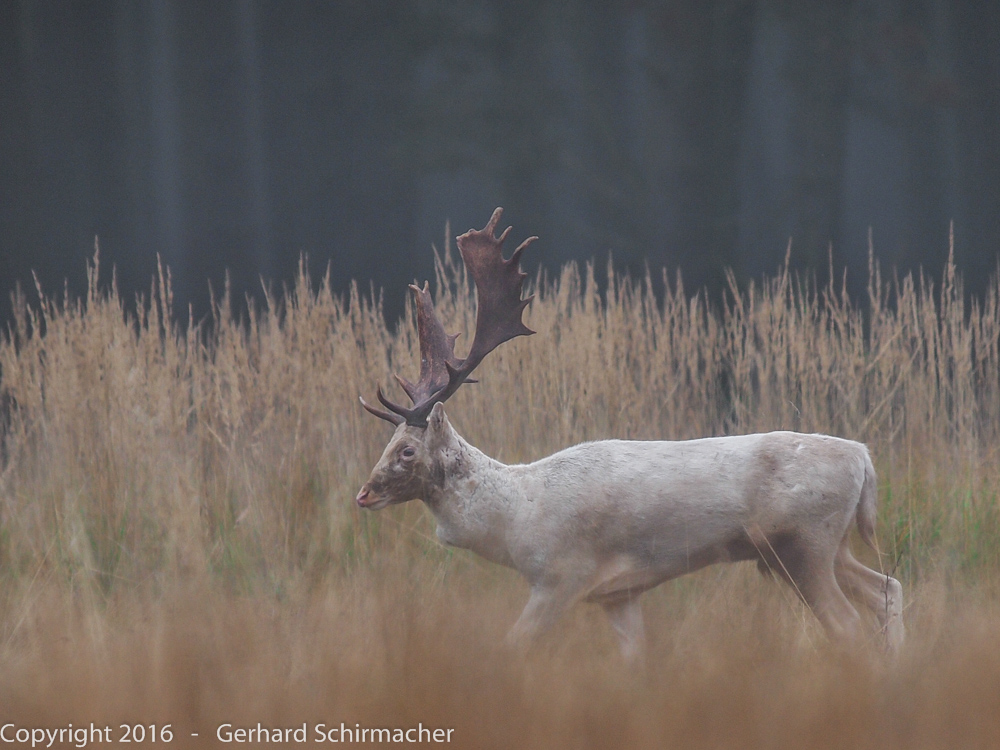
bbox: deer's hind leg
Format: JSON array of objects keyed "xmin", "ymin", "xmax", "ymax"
[
  {"xmin": 834, "ymin": 541, "xmax": 904, "ymax": 652},
  {"xmin": 764, "ymin": 533, "xmax": 863, "ymax": 646}
]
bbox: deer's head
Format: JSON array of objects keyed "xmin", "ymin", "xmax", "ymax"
[{"xmin": 356, "ymin": 208, "xmax": 535, "ymax": 510}]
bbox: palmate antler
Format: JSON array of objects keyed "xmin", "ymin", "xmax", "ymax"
[{"xmin": 360, "ymin": 207, "xmax": 536, "ymax": 427}]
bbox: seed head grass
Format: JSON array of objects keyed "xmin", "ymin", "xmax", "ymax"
[{"xmin": 2, "ymin": 239, "xmax": 1000, "ymax": 747}]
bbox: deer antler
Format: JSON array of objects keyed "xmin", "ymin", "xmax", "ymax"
[{"xmin": 361, "ymin": 207, "xmax": 536, "ymax": 427}]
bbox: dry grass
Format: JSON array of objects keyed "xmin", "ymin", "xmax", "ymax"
[{"xmin": 2, "ymin": 237, "xmax": 1000, "ymax": 748}]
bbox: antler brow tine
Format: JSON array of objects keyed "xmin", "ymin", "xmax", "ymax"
[{"xmin": 359, "ymin": 394, "xmax": 404, "ymax": 426}]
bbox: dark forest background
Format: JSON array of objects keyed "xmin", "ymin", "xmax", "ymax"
[{"xmin": 1, "ymin": 1, "xmax": 998, "ymax": 323}]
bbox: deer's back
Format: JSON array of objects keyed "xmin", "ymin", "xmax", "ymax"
[{"xmin": 509, "ymin": 431, "xmax": 870, "ymax": 583}]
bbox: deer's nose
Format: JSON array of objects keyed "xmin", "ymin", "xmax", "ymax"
[{"xmin": 356, "ymin": 486, "xmax": 371, "ymax": 507}]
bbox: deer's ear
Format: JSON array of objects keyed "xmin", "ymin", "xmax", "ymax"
[{"xmin": 428, "ymin": 402, "xmax": 449, "ymax": 434}]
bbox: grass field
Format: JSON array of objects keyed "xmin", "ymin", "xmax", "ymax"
[{"xmin": 2, "ymin": 241, "xmax": 1000, "ymax": 748}]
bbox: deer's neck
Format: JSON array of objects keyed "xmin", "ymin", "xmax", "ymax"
[{"xmin": 422, "ymin": 433, "xmax": 522, "ymax": 567}]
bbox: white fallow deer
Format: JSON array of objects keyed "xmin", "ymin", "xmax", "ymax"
[{"xmin": 357, "ymin": 208, "xmax": 904, "ymax": 660}]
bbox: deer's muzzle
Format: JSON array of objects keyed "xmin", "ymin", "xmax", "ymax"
[{"xmin": 356, "ymin": 485, "xmax": 373, "ymax": 507}]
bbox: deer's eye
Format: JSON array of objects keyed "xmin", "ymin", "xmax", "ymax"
[{"xmin": 400, "ymin": 446, "xmax": 416, "ymax": 459}]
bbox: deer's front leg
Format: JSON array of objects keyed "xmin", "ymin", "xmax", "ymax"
[
  {"xmin": 602, "ymin": 597, "xmax": 646, "ymax": 663},
  {"xmin": 505, "ymin": 584, "xmax": 576, "ymax": 650}
]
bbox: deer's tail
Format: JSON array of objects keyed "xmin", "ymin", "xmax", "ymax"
[{"xmin": 857, "ymin": 450, "xmax": 878, "ymax": 551}]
